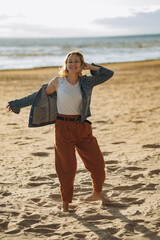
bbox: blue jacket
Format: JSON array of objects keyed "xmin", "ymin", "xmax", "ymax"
[{"xmin": 8, "ymin": 64, "xmax": 114, "ymax": 127}]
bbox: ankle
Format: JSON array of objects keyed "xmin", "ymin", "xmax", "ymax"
[
  {"xmin": 62, "ymin": 201, "xmax": 69, "ymax": 212},
  {"xmin": 92, "ymin": 191, "xmax": 102, "ymax": 197}
]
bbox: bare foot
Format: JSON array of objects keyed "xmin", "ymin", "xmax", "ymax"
[
  {"xmin": 92, "ymin": 192, "xmax": 126, "ymax": 207},
  {"xmin": 83, "ymin": 192, "xmax": 128, "ymax": 207},
  {"xmin": 61, "ymin": 202, "xmax": 69, "ymax": 212},
  {"xmin": 83, "ymin": 191, "xmax": 110, "ymax": 204},
  {"xmin": 92, "ymin": 191, "xmax": 110, "ymax": 205}
]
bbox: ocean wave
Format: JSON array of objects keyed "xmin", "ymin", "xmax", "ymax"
[{"xmin": 0, "ymin": 34, "xmax": 160, "ymax": 70}]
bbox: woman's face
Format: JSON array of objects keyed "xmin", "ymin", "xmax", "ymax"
[{"xmin": 66, "ymin": 54, "xmax": 82, "ymax": 75}]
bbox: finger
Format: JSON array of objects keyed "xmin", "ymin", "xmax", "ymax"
[{"xmin": 6, "ymin": 105, "xmax": 12, "ymax": 112}]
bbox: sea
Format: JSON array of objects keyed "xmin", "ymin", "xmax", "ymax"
[{"xmin": 0, "ymin": 34, "xmax": 160, "ymax": 70}]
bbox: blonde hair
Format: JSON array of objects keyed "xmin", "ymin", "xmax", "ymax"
[{"xmin": 59, "ymin": 50, "xmax": 85, "ymax": 78}]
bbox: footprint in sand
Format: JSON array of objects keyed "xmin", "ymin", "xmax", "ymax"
[
  {"xmin": 21, "ymin": 213, "xmax": 41, "ymax": 220},
  {"xmin": 124, "ymin": 223, "xmax": 136, "ymax": 233},
  {"xmin": 125, "ymin": 166, "xmax": 146, "ymax": 171},
  {"xmin": 95, "ymin": 120, "xmax": 107, "ymax": 124},
  {"xmin": 76, "ymin": 169, "xmax": 87, "ymax": 174},
  {"xmin": 16, "ymin": 213, "xmax": 41, "ymax": 228},
  {"xmin": 74, "ymin": 233, "xmax": 87, "ymax": 238},
  {"xmin": 148, "ymin": 169, "xmax": 160, "ymax": 176},
  {"xmin": 46, "ymin": 147, "xmax": 54, "ymax": 150},
  {"xmin": 113, "ymin": 183, "xmax": 145, "ymax": 191},
  {"xmin": 82, "ymin": 181, "xmax": 92, "ymax": 186},
  {"xmin": 0, "ymin": 219, "xmax": 9, "ymax": 231},
  {"xmin": 49, "ymin": 193, "xmax": 61, "ymax": 201},
  {"xmin": 107, "ymin": 166, "xmax": 120, "ymax": 172},
  {"xmin": 47, "ymin": 173, "xmax": 57, "ymax": 179},
  {"xmin": 27, "ymin": 181, "xmax": 53, "ymax": 187},
  {"xmin": 30, "ymin": 197, "xmax": 41, "ymax": 203},
  {"xmin": 107, "ymin": 160, "xmax": 118, "ymax": 164},
  {"xmin": 24, "ymin": 227, "xmax": 57, "ymax": 236},
  {"xmin": 142, "ymin": 144, "xmax": 160, "ymax": 149},
  {"xmin": 142, "ymin": 183, "xmax": 158, "ymax": 190},
  {"xmin": 24, "ymin": 223, "xmax": 60, "ymax": 236},
  {"xmin": 84, "ymin": 213, "xmax": 116, "ymax": 221},
  {"xmin": 29, "ymin": 176, "xmax": 51, "ymax": 181},
  {"xmin": 133, "ymin": 219, "xmax": 145, "ymax": 223},
  {"xmin": 6, "ymin": 123, "xmax": 18, "ymax": 126},
  {"xmin": 6, "ymin": 211, "xmax": 20, "ymax": 217},
  {"xmin": 5, "ymin": 228, "xmax": 22, "ymax": 234},
  {"xmin": 112, "ymin": 141, "xmax": 126, "ymax": 144},
  {"xmin": 14, "ymin": 141, "xmax": 28, "ymax": 145},
  {"xmin": 62, "ymin": 231, "xmax": 72, "ymax": 237},
  {"xmin": 130, "ymin": 173, "xmax": 145, "ymax": 180},
  {"xmin": 0, "ymin": 204, "xmax": 6, "ymax": 207},
  {"xmin": 121, "ymin": 197, "xmax": 145, "ymax": 205},
  {"xmin": 102, "ymin": 151, "xmax": 112, "ymax": 156},
  {"xmin": 30, "ymin": 223, "xmax": 59, "ymax": 228},
  {"xmin": 2, "ymin": 191, "xmax": 12, "ymax": 197},
  {"xmin": 31, "ymin": 152, "xmax": 50, "ymax": 157},
  {"xmin": 133, "ymin": 120, "xmax": 144, "ymax": 124},
  {"xmin": 105, "ymin": 228, "xmax": 119, "ymax": 235},
  {"xmin": 17, "ymin": 219, "xmax": 40, "ymax": 227},
  {"xmin": 121, "ymin": 197, "xmax": 138, "ymax": 202},
  {"xmin": 131, "ymin": 210, "xmax": 142, "ymax": 216},
  {"xmin": 27, "ymin": 175, "xmax": 54, "ymax": 187}
]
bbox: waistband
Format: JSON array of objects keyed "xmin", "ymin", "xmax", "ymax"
[{"xmin": 57, "ymin": 114, "xmax": 81, "ymax": 123}]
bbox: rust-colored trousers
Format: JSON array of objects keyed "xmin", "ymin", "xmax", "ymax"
[{"xmin": 54, "ymin": 114, "xmax": 105, "ymax": 203}]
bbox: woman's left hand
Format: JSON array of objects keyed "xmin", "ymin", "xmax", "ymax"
[{"xmin": 83, "ymin": 62, "xmax": 100, "ymax": 71}]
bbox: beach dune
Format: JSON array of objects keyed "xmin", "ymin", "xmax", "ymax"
[{"xmin": 0, "ymin": 60, "xmax": 160, "ymax": 240}]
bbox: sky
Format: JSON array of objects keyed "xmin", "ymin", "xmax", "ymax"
[{"xmin": 0, "ymin": 0, "xmax": 160, "ymax": 38}]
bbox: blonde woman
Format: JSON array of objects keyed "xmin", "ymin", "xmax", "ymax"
[{"xmin": 7, "ymin": 50, "xmax": 114, "ymax": 212}]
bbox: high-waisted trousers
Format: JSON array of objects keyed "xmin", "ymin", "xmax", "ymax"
[{"xmin": 54, "ymin": 114, "xmax": 105, "ymax": 203}]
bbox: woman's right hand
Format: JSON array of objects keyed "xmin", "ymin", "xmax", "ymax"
[
  {"xmin": 6, "ymin": 104, "xmax": 12, "ymax": 112},
  {"xmin": 83, "ymin": 62, "xmax": 100, "ymax": 71}
]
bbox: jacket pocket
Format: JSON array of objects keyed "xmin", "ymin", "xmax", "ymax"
[{"xmin": 32, "ymin": 106, "xmax": 48, "ymax": 124}]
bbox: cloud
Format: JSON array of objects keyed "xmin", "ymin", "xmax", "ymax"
[
  {"xmin": 0, "ymin": 14, "xmax": 11, "ymax": 20},
  {"xmin": 0, "ymin": 22, "xmax": 95, "ymax": 38},
  {"xmin": 93, "ymin": 9, "xmax": 160, "ymax": 34}
]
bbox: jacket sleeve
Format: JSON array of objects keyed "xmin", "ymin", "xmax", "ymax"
[
  {"xmin": 89, "ymin": 63, "xmax": 114, "ymax": 87},
  {"xmin": 8, "ymin": 91, "xmax": 37, "ymax": 114}
]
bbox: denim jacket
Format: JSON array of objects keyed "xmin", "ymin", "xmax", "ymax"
[{"xmin": 8, "ymin": 64, "xmax": 114, "ymax": 127}]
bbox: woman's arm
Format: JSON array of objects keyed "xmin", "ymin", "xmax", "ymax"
[
  {"xmin": 83, "ymin": 62, "xmax": 114, "ymax": 87},
  {"xmin": 7, "ymin": 91, "xmax": 38, "ymax": 114},
  {"xmin": 45, "ymin": 77, "xmax": 58, "ymax": 95}
]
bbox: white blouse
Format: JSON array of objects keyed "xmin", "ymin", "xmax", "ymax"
[{"xmin": 57, "ymin": 77, "xmax": 82, "ymax": 115}]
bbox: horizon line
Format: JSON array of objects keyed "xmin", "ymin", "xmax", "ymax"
[{"xmin": 0, "ymin": 33, "xmax": 160, "ymax": 39}]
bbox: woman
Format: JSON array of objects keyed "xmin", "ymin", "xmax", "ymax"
[{"xmin": 7, "ymin": 50, "xmax": 114, "ymax": 212}]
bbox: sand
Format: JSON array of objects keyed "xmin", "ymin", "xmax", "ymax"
[{"xmin": 0, "ymin": 60, "xmax": 160, "ymax": 240}]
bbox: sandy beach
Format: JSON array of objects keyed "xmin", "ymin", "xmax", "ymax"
[{"xmin": 0, "ymin": 60, "xmax": 160, "ymax": 240}]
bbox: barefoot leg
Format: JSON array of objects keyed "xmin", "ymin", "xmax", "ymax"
[{"xmin": 62, "ymin": 201, "xmax": 69, "ymax": 212}]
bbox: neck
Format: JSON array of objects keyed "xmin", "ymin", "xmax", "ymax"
[{"xmin": 66, "ymin": 73, "xmax": 79, "ymax": 84}]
